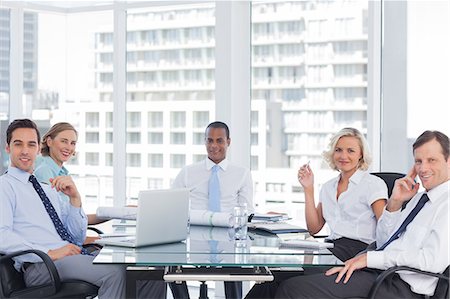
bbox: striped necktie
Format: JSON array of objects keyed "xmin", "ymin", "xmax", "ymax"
[{"xmin": 29, "ymin": 174, "xmax": 90, "ymax": 255}]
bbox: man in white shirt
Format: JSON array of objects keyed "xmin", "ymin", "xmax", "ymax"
[
  {"xmin": 171, "ymin": 121, "xmax": 254, "ymax": 299},
  {"xmin": 275, "ymin": 130, "xmax": 449, "ymax": 299},
  {"xmin": 172, "ymin": 121, "xmax": 253, "ymax": 212}
]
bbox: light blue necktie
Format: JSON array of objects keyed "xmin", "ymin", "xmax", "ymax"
[{"xmin": 208, "ymin": 165, "xmax": 221, "ymax": 212}]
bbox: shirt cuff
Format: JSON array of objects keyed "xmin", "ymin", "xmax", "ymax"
[
  {"xmin": 367, "ymin": 250, "xmax": 385, "ymax": 270},
  {"xmin": 69, "ymin": 205, "xmax": 87, "ymax": 219},
  {"xmin": 380, "ymin": 206, "xmax": 401, "ymax": 223}
]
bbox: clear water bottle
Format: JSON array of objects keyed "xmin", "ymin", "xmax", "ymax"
[{"xmin": 233, "ymin": 202, "xmax": 248, "ymax": 240}]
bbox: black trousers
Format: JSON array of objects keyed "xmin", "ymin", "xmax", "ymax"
[
  {"xmin": 170, "ymin": 281, "xmax": 242, "ymax": 299},
  {"xmin": 275, "ymin": 269, "xmax": 424, "ymax": 299},
  {"xmin": 245, "ymin": 237, "xmax": 369, "ymax": 299}
]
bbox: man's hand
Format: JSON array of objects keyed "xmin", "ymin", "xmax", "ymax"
[
  {"xmin": 47, "ymin": 244, "xmax": 82, "ymax": 261},
  {"xmin": 325, "ymin": 253, "xmax": 367, "ymax": 284},
  {"xmin": 387, "ymin": 167, "xmax": 420, "ymax": 212},
  {"xmin": 50, "ymin": 176, "xmax": 81, "ymax": 207}
]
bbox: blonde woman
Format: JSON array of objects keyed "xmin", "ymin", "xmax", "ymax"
[
  {"xmin": 299, "ymin": 127, "xmax": 387, "ymax": 260},
  {"xmin": 34, "ymin": 122, "xmax": 103, "ymax": 226},
  {"xmin": 245, "ymin": 128, "xmax": 388, "ymax": 299}
]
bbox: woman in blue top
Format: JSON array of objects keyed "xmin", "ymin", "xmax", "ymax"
[{"xmin": 34, "ymin": 122, "xmax": 103, "ymax": 226}]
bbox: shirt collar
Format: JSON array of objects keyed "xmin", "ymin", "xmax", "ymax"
[
  {"xmin": 205, "ymin": 158, "xmax": 229, "ymax": 171},
  {"xmin": 334, "ymin": 169, "xmax": 364, "ymax": 188},
  {"xmin": 425, "ymin": 179, "xmax": 450, "ymax": 203},
  {"xmin": 7, "ymin": 166, "xmax": 32, "ymax": 184},
  {"xmin": 39, "ymin": 155, "xmax": 69, "ymax": 176}
]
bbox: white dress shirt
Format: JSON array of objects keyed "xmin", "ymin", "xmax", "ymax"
[
  {"xmin": 320, "ymin": 170, "xmax": 388, "ymax": 244},
  {"xmin": 0, "ymin": 166, "xmax": 87, "ymax": 269},
  {"xmin": 367, "ymin": 180, "xmax": 449, "ymax": 296},
  {"xmin": 172, "ymin": 158, "xmax": 254, "ymax": 213}
]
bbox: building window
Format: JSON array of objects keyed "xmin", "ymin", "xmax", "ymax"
[
  {"xmin": 127, "ymin": 153, "xmax": 141, "ymax": 167},
  {"xmin": 106, "ymin": 112, "xmax": 113, "ymax": 128},
  {"xmin": 148, "ymin": 111, "xmax": 163, "ymax": 128},
  {"xmin": 148, "ymin": 178, "xmax": 164, "ymax": 190},
  {"xmin": 170, "ymin": 132, "xmax": 185, "ymax": 144},
  {"xmin": 148, "ymin": 153, "xmax": 163, "ymax": 168},
  {"xmin": 170, "ymin": 154, "xmax": 185, "ymax": 168},
  {"xmin": 193, "ymin": 111, "xmax": 210, "ymax": 128},
  {"xmin": 105, "ymin": 153, "xmax": 113, "ymax": 166},
  {"xmin": 193, "ymin": 132, "xmax": 205, "ymax": 145},
  {"xmin": 86, "ymin": 132, "xmax": 99, "ymax": 143},
  {"xmin": 105, "ymin": 132, "xmax": 113, "ymax": 144},
  {"xmin": 127, "ymin": 112, "xmax": 141, "ymax": 127},
  {"xmin": 86, "ymin": 152, "xmax": 99, "ymax": 166},
  {"xmin": 251, "ymin": 133, "xmax": 258, "ymax": 146},
  {"xmin": 127, "ymin": 132, "xmax": 141, "ymax": 144},
  {"xmin": 86, "ymin": 112, "xmax": 99, "ymax": 128},
  {"xmin": 251, "ymin": 155, "xmax": 259, "ymax": 170},
  {"xmin": 171, "ymin": 111, "xmax": 186, "ymax": 128},
  {"xmin": 148, "ymin": 132, "xmax": 163, "ymax": 144}
]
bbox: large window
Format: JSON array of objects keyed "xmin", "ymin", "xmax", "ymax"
[
  {"xmin": 125, "ymin": 4, "xmax": 216, "ymax": 199},
  {"xmin": 2, "ymin": 1, "xmax": 448, "ymax": 222},
  {"xmin": 251, "ymin": 1, "xmax": 370, "ymax": 225}
]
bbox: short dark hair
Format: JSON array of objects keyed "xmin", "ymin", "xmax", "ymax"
[
  {"xmin": 6, "ymin": 119, "xmax": 41, "ymax": 145},
  {"xmin": 413, "ymin": 130, "xmax": 449, "ymax": 160},
  {"xmin": 205, "ymin": 121, "xmax": 230, "ymax": 139}
]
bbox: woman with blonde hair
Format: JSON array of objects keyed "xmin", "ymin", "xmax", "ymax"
[
  {"xmin": 34, "ymin": 122, "xmax": 103, "ymax": 225},
  {"xmin": 245, "ymin": 127, "xmax": 388, "ymax": 299},
  {"xmin": 299, "ymin": 127, "xmax": 387, "ymax": 260}
]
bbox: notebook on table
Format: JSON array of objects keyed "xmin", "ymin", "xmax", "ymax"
[{"xmin": 95, "ymin": 188, "xmax": 189, "ymax": 248}]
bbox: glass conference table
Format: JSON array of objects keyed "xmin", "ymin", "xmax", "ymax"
[{"xmin": 93, "ymin": 224, "xmax": 342, "ymax": 298}]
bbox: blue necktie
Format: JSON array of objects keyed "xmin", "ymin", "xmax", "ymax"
[
  {"xmin": 209, "ymin": 240, "xmax": 220, "ymax": 263},
  {"xmin": 377, "ymin": 193, "xmax": 430, "ymax": 251},
  {"xmin": 208, "ymin": 165, "xmax": 221, "ymax": 212},
  {"xmin": 29, "ymin": 175, "xmax": 90, "ymax": 255}
]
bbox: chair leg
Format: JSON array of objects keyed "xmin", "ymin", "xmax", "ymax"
[{"xmin": 199, "ymin": 281, "xmax": 208, "ymax": 299}]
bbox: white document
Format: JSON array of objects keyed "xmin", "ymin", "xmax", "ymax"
[
  {"xmin": 279, "ymin": 239, "xmax": 334, "ymax": 249},
  {"xmin": 96, "ymin": 206, "xmax": 137, "ymax": 220},
  {"xmin": 190, "ymin": 210, "xmax": 234, "ymax": 227}
]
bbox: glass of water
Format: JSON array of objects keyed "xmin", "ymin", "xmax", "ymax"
[{"xmin": 233, "ymin": 203, "xmax": 248, "ymax": 240}]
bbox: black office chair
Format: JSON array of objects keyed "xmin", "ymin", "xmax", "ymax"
[
  {"xmin": 0, "ymin": 249, "xmax": 98, "ymax": 298},
  {"xmin": 370, "ymin": 172, "xmax": 405, "ymax": 197},
  {"xmin": 367, "ymin": 265, "xmax": 449, "ymax": 299}
]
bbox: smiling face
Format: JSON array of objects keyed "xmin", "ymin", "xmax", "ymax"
[
  {"xmin": 205, "ymin": 127, "xmax": 230, "ymax": 164},
  {"xmin": 47, "ymin": 129, "xmax": 77, "ymax": 167},
  {"xmin": 6, "ymin": 128, "xmax": 40, "ymax": 173},
  {"xmin": 414, "ymin": 138, "xmax": 450, "ymax": 191},
  {"xmin": 333, "ymin": 136, "xmax": 363, "ymax": 176}
]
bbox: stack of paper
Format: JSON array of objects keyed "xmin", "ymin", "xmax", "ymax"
[
  {"xmin": 251, "ymin": 213, "xmax": 288, "ymax": 222},
  {"xmin": 279, "ymin": 239, "xmax": 334, "ymax": 249},
  {"xmin": 248, "ymin": 222, "xmax": 308, "ymax": 234}
]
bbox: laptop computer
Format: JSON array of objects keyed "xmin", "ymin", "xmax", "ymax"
[{"xmin": 95, "ymin": 188, "xmax": 189, "ymax": 248}]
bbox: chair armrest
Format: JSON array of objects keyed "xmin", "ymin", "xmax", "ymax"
[
  {"xmin": 0, "ymin": 249, "xmax": 61, "ymax": 293},
  {"xmin": 368, "ymin": 266, "xmax": 449, "ymax": 299},
  {"xmin": 87, "ymin": 226, "xmax": 104, "ymax": 235}
]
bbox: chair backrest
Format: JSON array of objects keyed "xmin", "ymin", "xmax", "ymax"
[
  {"xmin": 0, "ymin": 254, "xmax": 27, "ymax": 297},
  {"xmin": 432, "ymin": 265, "xmax": 449, "ymax": 299},
  {"xmin": 370, "ymin": 172, "xmax": 405, "ymax": 197}
]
